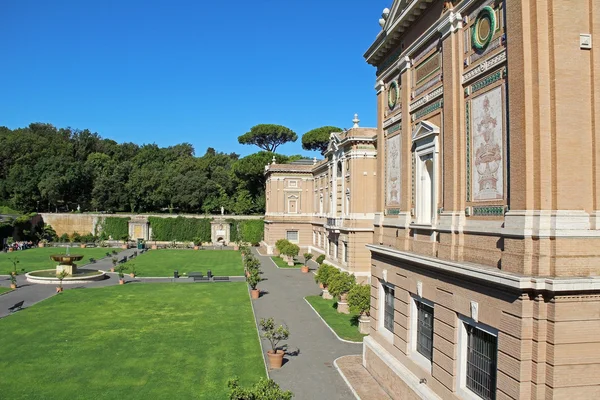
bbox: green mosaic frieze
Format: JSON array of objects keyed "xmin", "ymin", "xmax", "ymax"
[
  {"xmin": 471, "ymin": 69, "xmax": 503, "ymax": 94},
  {"xmin": 466, "ymin": 101, "xmax": 471, "ymax": 201},
  {"xmin": 414, "ymin": 100, "xmax": 443, "ymax": 121},
  {"xmin": 472, "ymin": 205, "xmax": 505, "ymax": 216},
  {"xmin": 387, "ymin": 123, "xmax": 401, "ymax": 134},
  {"xmin": 386, "ymin": 208, "xmax": 401, "ymax": 215}
]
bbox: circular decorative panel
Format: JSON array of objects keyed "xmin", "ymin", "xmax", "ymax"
[
  {"xmin": 388, "ymin": 80, "xmax": 399, "ymax": 110},
  {"xmin": 472, "ymin": 6, "xmax": 496, "ymax": 51}
]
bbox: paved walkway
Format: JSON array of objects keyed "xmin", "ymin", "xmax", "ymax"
[{"xmin": 251, "ymin": 249, "xmax": 362, "ymax": 400}]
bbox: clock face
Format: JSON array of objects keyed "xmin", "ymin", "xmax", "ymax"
[
  {"xmin": 388, "ymin": 81, "xmax": 399, "ymax": 110},
  {"xmin": 472, "ymin": 6, "xmax": 496, "ymax": 51}
]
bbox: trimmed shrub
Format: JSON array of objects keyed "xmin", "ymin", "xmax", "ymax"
[
  {"xmin": 314, "ymin": 264, "xmax": 335, "ymax": 286},
  {"xmin": 347, "ymin": 284, "xmax": 371, "ymax": 316},
  {"xmin": 98, "ymin": 217, "xmax": 130, "ymax": 240},
  {"xmin": 239, "ymin": 219, "xmax": 264, "ymax": 245},
  {"xmin": 328, "ymin": 271, "xmax": 356, "ymax": 299},
  {"xmin": 316, "ymin": 254, "xmax": 326, "ymax": 265},
  {"xmin": 148, "ymin": 216, "xmax": 211, "ymax": 242}
]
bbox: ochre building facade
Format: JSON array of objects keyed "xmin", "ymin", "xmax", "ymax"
[{"xmin": 264, "ymin": 0, "xmax": 600, "ymax": 399}]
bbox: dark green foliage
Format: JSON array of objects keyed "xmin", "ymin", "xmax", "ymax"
[
  {"xmin": 148, "ymin": 216, "xmax": 211, "ymax": 242},
  {"xmin": 228, "ymin": 377, "xmax": 293, "ymax": 400},
  {"xmin": 314, "ymin": 263, "xmax": 336, "ymax": 286},
  {"xmin": 59, "ymin": 233, "xmax": 70, "ymax": 242},
  {"xmin": 70, "ymin": 232, "xmax": 82, "ymax": 243},
  {"xmin": 347, "ymin": 284, "xmax": 371, "ymax": 316},
  {"xmin": 239, "ymin": 220, "xmax": 264, "ymax": 245},
  {"xmin": 328, "ymin": 272, "xmax": 356, "ymax": 299},
  {"xmin": 316, "ymin": 254, "xmax": 326, "ymax": 265},
  {"xmin": 238, "ymin": 124, "xmax": 297, "ymax": 153},
  {"xmin": 302, "ymin": 126, "xmax": 342, "ymax": 154},
  {"xmin": 98, "ymin": 217, "xmax": 130, "ymax": 240}
]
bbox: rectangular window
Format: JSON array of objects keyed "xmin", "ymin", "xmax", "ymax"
[
  {"xmin": 383, "ymin": 285, "xmax": 395, "ymax": 332},
  {"xmin": 416, "ymin": 301, "xmax": 434, "ymax": 361},
  {"xmin": 343, "ymin": 242, "xmax": 348, "ymax": 263},
  {"xmin": 465, "ymin": 325, "xmax": 497, "ymax": 400},
  {"xmin": 313, "ymin": 231, "xmax": 316, "ymax": 245},
  {"xmin": 286, "ymin": 231, "xmax": 298, "ymax": 243},
  {"xmin": 288, "ymin": 180, "xmax": 297, "ymax": 188}
]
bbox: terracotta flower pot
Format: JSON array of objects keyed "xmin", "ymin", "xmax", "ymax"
[
  {"xmin": 267, "ymin": 350, "xmax": 285, "ymax": 369},
  {"xmin": 80, "ymin": 244, "xmax": 86, "ymax": 249},
  {"xmin": 121, "ymin": 244, "xmax": 128, "ymax": 249},
  {"xmin": 110, "ymin": 267, "xmax": 115, "ymax": 272},
  {"xmin": 319, "ymin": 282, "xmax": 324, "ymax": 289},
  {"xmin": 251, "ymin": 289, "xmax": 260, "ymax": 299},
  {"xmin": 194, "ymin": 246, "xmax": 199, "ymax": 250},
  {"xmin": 129, "ymin": 273, "xmax": 135, "ymax": 278},
  {"xmin": 119, "ymin": 279, "xmax": 125, "ymax": 285},
  {"xmin": 301, "ymin": 265, "xmax": 309, "ymax": 273},
  {"xmin": 10, "ymin": 283, "xmax": 17, "ymax": 289},
  {"xmin": 56, "ymin": 287, "xmax": 63, "ymax": 293},
  {"xmin": 233, "ymin": 245, "xmax": 239, "ymax": 251},
  {"xmin": 38, "ymin": 242, "xmax": 45, "ymax": 248},
  {"xmin": 8, "ymin": 248, "xmax": 13, "ymax": 252},
  {"xmin": 151, "ymin": 245, "xmax": 157, "ymax": 250}
]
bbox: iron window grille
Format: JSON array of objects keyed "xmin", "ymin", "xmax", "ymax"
[
  {"xmin": 383, "ymin": 285, "xmax": 395, "ymax": 332},
  {"xmin": 466, "ymin": 324, "xmax": 497, "ymax": 400},
  {"xmin": 416, "ymin": 301, "xmax": 434, "ymax": 361},
  {"xmin": 286, "ymin": 231, "xmax": 298, "ymax": 242}
]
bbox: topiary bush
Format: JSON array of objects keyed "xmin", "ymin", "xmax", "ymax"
[
  {"xmin": 314, "ymin": 264, "xmax": 335, "ymax": 287},
  {"xmin": 328, "ymin": 271, "xmax": 356, "ymax": 299},
  {"xmin": 228, "ymin": 377, "xmax": 293, "ymax": 400},
  {"xmin": 148, "ymin": 216, "xmax": 211, "ymax": 242},
  {"xmin": 239, "ymin": 219, "xmax": 264, "ymax": 245},
  {"xmin": 316, "ymin": 254, "xmax": 326, "ymax": 265},
  {"xmin": 98, "ymin": 217, "xmax": 130, "ymax": 240},
  {"xmin": 347, "ymin": 284, "xmax": 371, "ymax": 316}
]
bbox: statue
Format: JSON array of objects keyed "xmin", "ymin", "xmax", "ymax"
[{"xmin": 220, "ymin": 206, "xmax": 224, "ymax": 215}]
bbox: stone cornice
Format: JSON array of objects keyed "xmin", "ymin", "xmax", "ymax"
[{"xmin": 367, "ymin": 244, "xmax": 600, "ymax": 293}]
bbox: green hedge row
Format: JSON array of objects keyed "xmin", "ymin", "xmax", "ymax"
[
  {"xmin": 98, "ymin": 217, "xmax": 130, "ymax": 240},
  {"xmin": 227, "ymin": 219, "xmax": 264, "ymax": 245},
  {"xmin": 148, "ymin": 216, "xmax": 211, "ymax": 242}
]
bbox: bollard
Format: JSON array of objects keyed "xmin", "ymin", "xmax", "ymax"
[
  {"xmin": 207, "ymin": 270, "xmax": 212, "ymax": 279},
  {"xmin": 174, "ymin": 270, "xmax": 179, "ymax": 279}
]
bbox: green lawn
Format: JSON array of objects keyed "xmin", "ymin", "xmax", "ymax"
[
  {"xmin": 124, "ymin": 249, "xmax": 243, "ymax": 277},
  {"xmin": 0, "ymin": 247, "xmax": 119, "ymax": 273},
  {"xmin": 0, "ymin": 283, "xmax": 265, "ymax": 399},
  {"xmin": 305, "ymin": 295, "xmax": 366, "ymax": 342},
  {"xmin": 0, "ymin": 287, "xmax": 11, "ymax": 295},
  {"xmin": 270, "ymin": 256, "xmax": 303, "ymax": 269}
]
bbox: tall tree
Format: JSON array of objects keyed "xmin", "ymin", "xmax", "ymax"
[
  {"xmin": 238, "ymin": 124, "xmax": 297, "ymax": 153},
  {"xmin": 301, "ymin": 126, "xmax": 342, "ymax": 154}
]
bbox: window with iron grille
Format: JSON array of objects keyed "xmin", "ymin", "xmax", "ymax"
[
  {"xmin": 416, "ymin": 301, "xmax": 434, "ymax": 361},
  {"xmin": 343, "ymin": 242, "xmax": 348, "ymax": 263},
  {"xmin": 383, "ymin": 285, "xmax": 395, "ymax": 332},
  {"xmin": 466, "ymin": 324, "xmax": 497, "ymax": 400},
  {"xmin": 286, "ymin": 231, "xmax": 298, "ymax": 242}
]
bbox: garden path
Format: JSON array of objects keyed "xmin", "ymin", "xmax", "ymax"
[{"xmin": 251, "ymin": 249, "xmax": 362, "ymax": 400}]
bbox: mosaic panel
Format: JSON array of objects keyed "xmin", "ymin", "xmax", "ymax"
[{"xmin": 386, "ymin": 134, "xmax": 401, "ymax": 206}]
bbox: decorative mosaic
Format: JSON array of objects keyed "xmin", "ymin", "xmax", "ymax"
[
  {"xmin": 471, "ymin": 69, "xmax": 503, "ymax": 94},
  {"xmin": 386, "ymin": 208, "xmax": 401, "ymax": 216},
  {"xmin": 471, "ymin": 86, "xmax": 504, "ymax": 201},
  {"xmin": 472, "ymin": 205, "xmax": 505, "ymax": 216},
  {"xmin": 466, "ymin": 101, "xmax": 471, "ymax": 201},
  {"xmin": 413, "ymin": 100, "xmax": 443, "ymax": 121},
  {"xmin": 388, "ymin": 80, "xmax": 399, "ymax": 110},
  {"xmin": 414, "ymin": 74, "xmax": 442, "ymax": 98},
  {"xmin": 386, "ymin": 134, "xmax": 401, "ymax": 206},
  {"xmin": 472, "ymin": 6, "xmax": 497, "ymax": 51},
  {"xmin": 463, "ymin": 50, "xmax": 506, "ymax": 83},
  {"xmin": 411, "ymin": 152, "xmax": 415, "ymax": 206},
  {"xmin": 387, "ymin": 122, "xmax": 401, "ymax": 134},
  {"xmin": 469, "ymin": 0, "xmax": 495, "ymax": 21},
  {"xmin": 410, "ymin": 86, "xmax": 443, "ymax": 110}
]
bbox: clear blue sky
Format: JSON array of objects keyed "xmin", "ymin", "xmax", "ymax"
[{"xmin": 1, "ymin": 0, "xmax": 389, "ymax": 158}]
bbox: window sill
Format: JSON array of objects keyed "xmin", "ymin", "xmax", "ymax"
[
  {"xmin": 409, "ymin": 223, "xmax": 437, "ymax": 231},
  {"xmin": 409, "ymin": 350, "xmax": 433, "ymax": 374}
]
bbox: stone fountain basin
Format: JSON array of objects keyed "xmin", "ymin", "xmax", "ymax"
[
  {"xmin": 50, "ymin": 255, "xmax": 84, "ymax": 265},
  {"xmin": 26, "ymin": 269, "xmax": 106, "ymax": 284}
]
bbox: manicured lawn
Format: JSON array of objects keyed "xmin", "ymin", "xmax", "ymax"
[
  {"xmin": 305, "ymin": 295, "xmax": 366, "ymax": 342},
  {"xmin": 0, "ymin": 247, "xmax": 119, "ymax": 273},
  {"xmin": 270, "ymin": 256, "xmax": 303, "ymax": 269},
  {"xmin": 0, "ymin": 287, "xmax": 11, "ymax": 295},
  {"xmin": 124, "ymin": 249, "xmax": 243, "ymax": 277},
  {"xmin": 0, "ymin": 283, "xmax": 265, "ymax": 399}
]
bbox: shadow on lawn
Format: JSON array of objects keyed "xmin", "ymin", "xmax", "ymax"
[{"xmin": 331, "ymin": 302, "xmax": 360, "ymax": 326}]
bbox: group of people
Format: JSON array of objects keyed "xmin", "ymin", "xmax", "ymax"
[{"xmin": 3, "ymin": 241, "xmax": 33, "ymax": 252}]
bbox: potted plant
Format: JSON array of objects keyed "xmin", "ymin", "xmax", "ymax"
[
  {"xmin": 328, "ymin": 272, "xmax": 356, "ymax": 314},
  {"xmin": 259, "ymin": 317, "xmax": 289, "ymax": 369},
  {"xmin": 56, "ymin": 270, "xmax": 69, "ymax": 293},
  {"xmin": 7, "ymin": 238, "xmax": 14, "ymax": 252},
  {"xmin": 282, "ymin": 243, "xmax": 299, "ymax": 266},
  {"xmin": 129, "ymin": 263, "xmax": 137, "ymax": 278},
  {"xmin": 302, "ymin": 253, "xmax": 313, "ymax": 273},
  {"xmin": 150, "ymin": 233, "xmax": 157, "ymax": 250},
  {"xmin": 315, "ymin": 264, "xmax": 336, "ymax": 299},
  {"xmin": 110, "ymin": 257, "xmax": 118, "ymax": 272},
  {"xmin": 116, "ymin": 264, "xmax": 128, "ymax": 285},
  {"xmin": 247, "ymin": 269, "xmax": 261, "ymax": 299},
  {"xmin": 8, "ymin": 272, "xmax": 17, "ymax": 289},
  {"xmin": 275, "ymin": 239, "xmax": 290, "ymax": 260},
  {"xmin": 244, "ymin": 255, "xmax": 260, "ymax": 278},
  {"xmin": 120, "ymin": 234, "xmax": 130, "ymax": 249},
  {"xmin": 316, "ymin": 254, "xmax": 326, "ymax": 266},
  {"xmin": 192, "ymin": 237, "xmax": 202, "ymax": 251},
  {"xmin": 8, "ymin": 257, "xmax": 19, "ymax": 277},
  {"xmin": 228, "ymin": 378, "xmax": 293, "ymax": 400},
  {"xmin": 348, "ymin": 284, "xmax": 371, "ymax": 334}
]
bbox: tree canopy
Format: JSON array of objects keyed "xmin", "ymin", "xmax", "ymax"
[
  {"xmin": 238, "ymin": 124, "xmax": 297, "ymax": 153},
  {"xmin": 301, "ymin": 126, "xmax": 342, "ymax": 154},
  {"xmin": 0, "ymin": 123, "xmax": 301, "ymax": 215}
]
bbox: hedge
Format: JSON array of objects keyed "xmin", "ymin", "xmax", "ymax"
[
  {"xmin": 98, "ymin": 217, "xmax": 130, "ymax": 240},
  {"xmin": 239, "ymin": 219, "xmax": 264, "ymax": 245},
  {"xmin": 148, "ymin": 216, "xmax": 211, "ymax": 242}
]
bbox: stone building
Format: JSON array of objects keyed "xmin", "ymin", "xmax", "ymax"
[
  {"xmin": 264, "ymin": 0, "xmax": 600, "ymax": 398},
  {"xmin": 263, "ymin": 117, "xmax": 377, "ymax": 281}
]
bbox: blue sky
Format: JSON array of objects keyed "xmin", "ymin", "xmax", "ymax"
[{"xmin": 1, "ymin": 0, "xmax": 390, "ymax": 158}]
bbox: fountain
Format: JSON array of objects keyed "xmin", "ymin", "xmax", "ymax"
[{"xmin": 25, "ymin": 245, "xmax": 106, "ymax": 284}]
